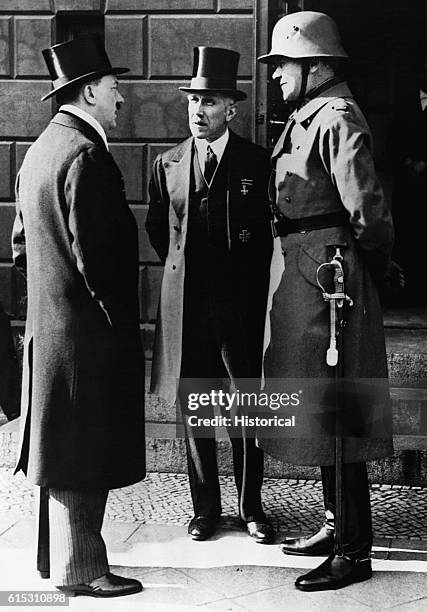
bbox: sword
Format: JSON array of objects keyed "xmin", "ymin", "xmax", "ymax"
[{"xmin": 316, "ymin": 247, "xmax": 353, "ymax": 557}]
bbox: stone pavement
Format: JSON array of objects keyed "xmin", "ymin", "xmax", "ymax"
[
  {"xmin": 1, "ymin": 470, "xmax": 426, "ymax": 540},
  {"xmin": 0, "ymin": 469, "xmax": 427, "ymax": 611}
]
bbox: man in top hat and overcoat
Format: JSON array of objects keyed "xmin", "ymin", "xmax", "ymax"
[
  {"xmin": 146, "ymin": 47, "xmax": 274, "ymax": 543},
  {"xmin": 12, "ymin": 35, "xmax": 145, "ymax": 597},
  {"xmin": 257, "ymin": 12, "xmax": 395, "ymax": 591}
]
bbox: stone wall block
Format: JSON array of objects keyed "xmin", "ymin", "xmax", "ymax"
[
  {"xmin": 110, "ymin": 143, "xmax": 145, "ymax": 202},
  {"xmin": 149, "ymin": 16, "xmax": 253, "ymax": 77},
  {"xmin": 0, "ymin": 1, "xmax": 51, "ymax": 11},
  {"xmin": 105, "ymin": 15, "xmax": 146, "ymax": 77},
  {"xmin": 0, "ymin": 264, "xmax": 13, "ymax": 314},
  {"xmin": 106, "ymin": 0, "xmax": 214, "ymax": 12},
  {"xmin": 0, "ymin": 265, "xmax": 26, "ymax": 319},
  {"xmin": 218, "ymin": 0, "xmax": 254, "ymax": 11},
  {"xmin": 0, "ymin": 142, "xmax": 12, "ymax": 200},
  {"xmin": 15, "ymin": 17, "xmax": 53, "ymax": 77},
  {"xmin": 0, "ymin": 17, "xmax": 10, "ymax": 76},
  {"xmin": 53, "ymin": 0, "xmax": 104, "ymax": 12},
  {"xmin": 0, "ymin": 204, "xmax": 15, "ymax": 259},
  {"xmin": 0, "ymin": 82, "xmax": 51, "ymax": 138},
  {"xmin": 140, "ymin": 265, "xmax": 163, "ymax": 323},
  {"xmin": 115, "ymin": 82, "xmax": 189, "ymax": 140}
]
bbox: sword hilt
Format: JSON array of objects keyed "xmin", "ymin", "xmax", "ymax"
[{"xmin": 316, "ymin": 247, "xmax": 353, "ymax": 367}]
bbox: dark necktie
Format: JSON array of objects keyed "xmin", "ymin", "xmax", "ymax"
[{"xmin": 204, "ymin": 145, "xmax": 217, "ymax": 184}]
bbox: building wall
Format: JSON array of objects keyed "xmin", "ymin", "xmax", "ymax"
[{"xmin": 0, "ymin": 0, "xmax": 256, "ymax": 359}]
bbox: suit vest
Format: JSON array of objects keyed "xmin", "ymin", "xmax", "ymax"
[{"xmin": 184, "ymin": 143, "xmax": 232, "ymax": 294}]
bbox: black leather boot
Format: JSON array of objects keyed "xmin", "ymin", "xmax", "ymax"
[
  {"xmin": 295, "ymin": 553, "xmax": 372, "ymax": 591},
  {"xmin": 280, "ymin": 525, "xmax": 334, "ymax": 556}
]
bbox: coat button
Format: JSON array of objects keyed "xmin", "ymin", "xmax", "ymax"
[
  {"xmin": 177, "ymin": 245, "xmax": 181, "ymax": 250},
  {"xmin": 173, "ymin": 225, "xmax": 181, "ymax": 232},
  {"xmin": 286, "ymin": 171, "xmax": 293, "ymax": 176},
  {"xmin": 285, "ymin": 196, "xmax": 291, "ymax": 203},
  {"xmin": 172, "ymin": 265, "xmax": 176, "ymax": 270}
]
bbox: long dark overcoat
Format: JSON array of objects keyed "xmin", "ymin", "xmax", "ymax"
[
  {"xmin": 146, "ymin": 130, "xmax": 273, "ymax": 405},
  {"xmin": 260, "ymin": 82, "xmax": 395, "ymax": 465},
  {"xmin": 12, "ymin": 111, "xmax": 145, "ymax": 489}
]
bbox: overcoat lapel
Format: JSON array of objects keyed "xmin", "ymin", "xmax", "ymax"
[{"xmin": 164, "ymin": 138, "xmax": 193, "ymax": 217}]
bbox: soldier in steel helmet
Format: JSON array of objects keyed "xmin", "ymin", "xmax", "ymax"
[{"xmin": 258, "ymin": 11, "xmax": 395, "ymax": 591}]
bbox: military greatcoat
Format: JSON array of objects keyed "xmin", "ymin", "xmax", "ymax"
[
  {"xmin": 260, "ymin": 82, "xmax": 395, "ymax": 465},
  {"xmin": 12, "ymin": 111, "xmax": 145, "ymax": 489}
]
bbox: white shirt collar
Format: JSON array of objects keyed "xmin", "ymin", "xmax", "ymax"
[
  {"xmin": 59, "ymin": 104, "xmax": 109, "ymax": 150},
  {"xmin": 420, "ymin": 89, "xmax": 427, "ymax": 111},
  {"xmin": 194, "ymin": 129, "xmax": 229, "ymax": 172}
]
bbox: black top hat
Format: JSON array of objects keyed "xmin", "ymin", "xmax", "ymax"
[
  {"xmin": 41, "ymin": 34, "xmax": 129, "ymax": 101},
  {"xmin": 179, "ymin": 47, "xmax": 246, "ymax": 101}
]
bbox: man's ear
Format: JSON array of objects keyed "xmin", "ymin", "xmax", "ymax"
[
  {"xmin": 226, "ymin": 103, "xmax": 237, "ymax": 123},
  {"xmin": 82, "ymin": 83, "xmax": 97, "ymax": 106}
]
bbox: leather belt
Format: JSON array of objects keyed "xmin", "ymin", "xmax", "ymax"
[{"xmin": 273, "ymin": 211, "xmax": 348, "ymax": 237}]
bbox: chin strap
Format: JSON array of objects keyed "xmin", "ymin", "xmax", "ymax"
[{"xmin": 296, "ymin": 58, "xmax": 311, "ymax": 109}]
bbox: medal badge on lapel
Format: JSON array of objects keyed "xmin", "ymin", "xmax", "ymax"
[{"xmin": 240, "ymin": 178, "xmax": 253, "ymax": 196}]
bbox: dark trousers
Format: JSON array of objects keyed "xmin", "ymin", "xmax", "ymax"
[
  {"xmin": 179, "ymin": 290, "xmax": 265, "ymax": 522},
  {"xmin": 321, "ymin": 461, "xmax": 373, "ymax": 558}
]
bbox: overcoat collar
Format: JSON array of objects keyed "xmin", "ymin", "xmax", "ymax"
[
  {"xmin": 51, "ymin": 110, "xmax": 108, "ymax": 150},
  {"xmin": 295, "ymin": 81, "xmax": 353, "ymax": 123},
  {"xmin": 271, "ymin": 82, "xmax": 353, "ymax": 159}
]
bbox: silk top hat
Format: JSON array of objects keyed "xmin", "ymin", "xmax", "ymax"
[
  {"xmin": 179, "ymin": 47, "xmax": 246, "ymax": 101},
  {"xmin": 41, "ymin": 34, "xmax": 129, "ymax": 101}
]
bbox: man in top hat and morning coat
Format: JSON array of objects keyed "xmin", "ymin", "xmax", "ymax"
[
  {"xmin": 146, "ymin": 47, "xmax": 274, "ymax": 543},
  {"xmin": 258, "ymin": 12, "xmax": 395, "ymax": 591},
  {"xmin": 12, "ymin": 35, "xmax": 145, "ymax": 597}
]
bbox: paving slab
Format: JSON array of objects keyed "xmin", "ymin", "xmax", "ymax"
[
  {"xmin": 389, "ymin": 598, "xmax": 427, "ymax": 611},
  {"xmin": 0, "ymin": 511, "xmax": 18, "ymax": 536},
  {"xmin": 231, "ymin": 581, "xmax": 371, "ymax": 612},
  {"xmin": 180, "ymin": 565, "xmax": 288, "ymax": 598},
  {"xmin": 342, "ymin": 571, "xmax": 427, "ymax": 610},
  {"xmin": 198, "ymin": 599, "xmax": 249, "ymax": 610},
  {"xmin": 0, "ymin": 517, "xmax": 35, "ymax": 549}
]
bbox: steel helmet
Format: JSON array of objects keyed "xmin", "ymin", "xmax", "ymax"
[{"xmin": 258, "ymin": 11, "xmax": 348, "ymax": 64}]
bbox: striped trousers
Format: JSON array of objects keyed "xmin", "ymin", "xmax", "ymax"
[{"xmin": 36, "ymin": 486, "xmax": 109, "ymax": 586}]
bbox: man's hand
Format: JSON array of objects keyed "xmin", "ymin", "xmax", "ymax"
[
  {"xmin": 381, "ymin": 260, "xmax": 405, "ymax": 303},
  {"xmin": 404, "ymin": 156, "xmax": 426, "ymax": 177}
]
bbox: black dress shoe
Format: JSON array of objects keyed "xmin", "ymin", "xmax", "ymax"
[
  {"xmin": 280, "ymin": 526, "xmax": 334, "ymax": 556},
  {"xmin": 188, "ymin": 515, "xmax": 218, "ymax": 541},
  {"xmin": 245, "ymin": 520, "xmax": 275, "ymax": 544},
  {"xmin": 295, "ymin": 554, "xmax": 372, "ymax": 592},
  {"xmin": 58, "ymin": 572, "xmax": 143, "ymax": 598}
]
